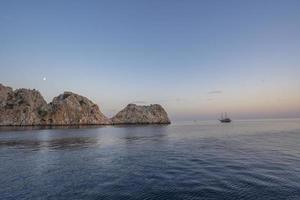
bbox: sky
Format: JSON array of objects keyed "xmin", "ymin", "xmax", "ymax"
[{"xmin": 0, "ymin": 0, "xmax": 300, "ymax": 121}]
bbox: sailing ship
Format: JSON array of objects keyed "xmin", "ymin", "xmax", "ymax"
[{"xmin": 219, "ymin": 112, "xmax": 231, "ymax": 123}]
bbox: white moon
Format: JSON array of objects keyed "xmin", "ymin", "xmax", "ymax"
[{"xmin": 43, "ymin": 77, "xmax": 46, "ymax": 81}]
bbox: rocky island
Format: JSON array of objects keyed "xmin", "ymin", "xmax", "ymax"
[
  {"xmin": 0, "ymin": 83, "xmax": 170, "ymax": 126},
  {"xmin": 112, "ymin": 104, "xmax": 170, "ymax": 124},
  {"xmin": 38, "ymin": 92, "xmax": 111, "ymax": 125}
]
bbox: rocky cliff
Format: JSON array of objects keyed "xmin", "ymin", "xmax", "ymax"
[
  {"xmin": 0, "ymin": 84, "xmax": 110, "ymax": 126},
  {"xmin": 0, "ymin": 84, "xmax": 48, "ymax": 125},
  {"xmin": 40, "ymin": 92, "xmax": 111, "ymax": 125},
  {"xmin": 0, "ymin": 83, "xmax": 171, "ymax": 126},
  {"xmin": 111, "ymin": 104, "xmax": 171, "ymax": 124}
]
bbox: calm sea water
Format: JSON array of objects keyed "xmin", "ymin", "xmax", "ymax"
[{"xmin": 0, "ymin": 119, "xmax": 300, "ymax": 200}]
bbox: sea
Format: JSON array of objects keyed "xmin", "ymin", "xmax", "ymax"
[{"xmin": 0, "ymin": 119, "xmax": 300, "ymax": 200}]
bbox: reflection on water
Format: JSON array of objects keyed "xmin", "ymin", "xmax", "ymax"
[
  {"xmin": 0, "ymin": 119, "xmax": 300, "ymax": 200},
  {"xmin": 0, "ymin": 125, "xmax": 170, "ymax": 151},
  {"xmin": 0, "ymin": 137, "xmax": 99, "ymax": 150},
  {"xmin": 120, "ymin": 125, "xmax": 168, "ymax": 144},
  {"xmin": 0, "ymin": 125, "xmax": 110, "ymax": 132}
]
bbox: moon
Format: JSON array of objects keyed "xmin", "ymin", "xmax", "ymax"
[{"xmin": 43, "ymin": 77, "xmax": 46, "ymax": 81}]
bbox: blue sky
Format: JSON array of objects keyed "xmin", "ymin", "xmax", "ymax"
[{"xmin": 0, "ymin": 0, "xmax": 300, "ymax": 120}]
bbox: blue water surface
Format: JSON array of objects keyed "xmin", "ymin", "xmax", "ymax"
[{"xmin": 0, "ymin": 119, "xmax": 300, "ymax": 200}]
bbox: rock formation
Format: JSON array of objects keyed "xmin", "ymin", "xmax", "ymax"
[
  {"xmin": 0, "ymin": 83, "xmax": 171, "ymax": 126},
  {"xmin": 0, "ymin": 84, "xmax": 110, "ymax": 126},
  {"xmin": 40, "ymin": 92, "xmax": 111, "ymax": 125},
  {"xmin": 111, "ymin": 104, "xmax": 171, "ymax": 124},
  {"xmin": 0, "ymin": 84, "xmax": 48, "ymax": 125}
]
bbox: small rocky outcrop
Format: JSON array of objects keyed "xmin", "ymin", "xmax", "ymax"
[
  {"xmin": 0, "ymin": 85, "xmax": 48, "ymax": 125},
  {"xmin": 111, "ymin": 104, "xmax": 171, "ymax": 124},
  {"xmin": 40, "ymin": 92, "xmax": 111, "ymax": 125}
]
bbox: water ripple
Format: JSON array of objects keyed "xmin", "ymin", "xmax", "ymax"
[{"xmin": 1, "ymin": 119, "xmax": 300, "ymax": 199}]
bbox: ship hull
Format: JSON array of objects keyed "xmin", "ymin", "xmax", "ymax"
[{"xmin": 219, "ymin": 118, "xmax": 231, "ymax": 123}]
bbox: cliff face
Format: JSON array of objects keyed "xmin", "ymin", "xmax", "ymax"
[
  {"xmin": 111, "ymin": 104, "xmax": 171, "ymax": 124},
  {"xmin": 40, "ymin": 92, "xmax": 111, "ymax": 125},
  {"xmin": 0, "ymin": 84, "xmax": 110, "ymax": 126},
  {"xmin": 0, "ymin": 83, "xmax": 171, "ymax": 126},
  {"xmin": 0, "ymin": 85, "xmax": 48, "ymax": 125}
]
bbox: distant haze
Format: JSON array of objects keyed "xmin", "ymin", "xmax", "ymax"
[{"xmin": 0, "ymin": 0, "xmax": 299, "ymax": 121}]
